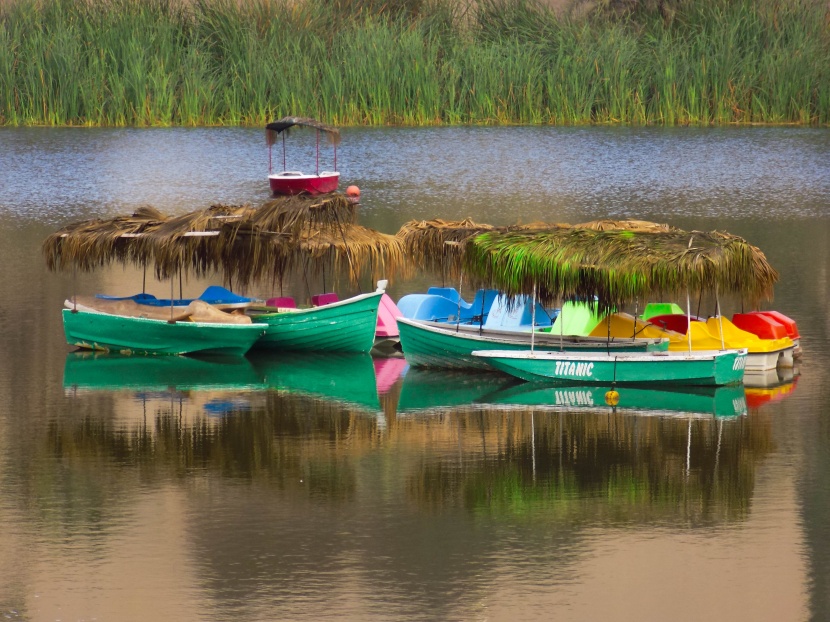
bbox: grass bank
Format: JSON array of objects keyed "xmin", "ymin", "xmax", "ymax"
[{"xmin": 1, "ymin": 0, "xmax": 828, "ymax": 126}]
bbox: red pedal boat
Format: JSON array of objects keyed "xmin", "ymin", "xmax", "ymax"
[{"xmin": 266, "ymin": 116, "xmax": 341, "ymax": 195}]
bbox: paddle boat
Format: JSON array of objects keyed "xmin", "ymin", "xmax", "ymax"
[
  {"xmin": 266, "ymin": 116, "xmax": 340, "ymax": 195},
  {"xmin": 591, "ymin": 311, "xmax": 795, "ymax": 371},
  {"xmin": 397, "ymin": 287, "xmax": 502, "ymax": 324},
  {"xmin": 62, "ymin": 296, "xmax": 267, "ymax": 356}
]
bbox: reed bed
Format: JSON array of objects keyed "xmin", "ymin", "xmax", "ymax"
[{"xmin": 2, "ymin": 0, "xmax": 828, "ymax": 126}]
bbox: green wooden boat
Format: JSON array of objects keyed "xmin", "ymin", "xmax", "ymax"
[
  {"xmin": 250, "ymin": 292, "xmax": 382, "ymax": 353},
  {"xmin": 481, "ymin": 382, "xmax": 748, "ymax": 418},
  {"xmin": 62, "ymin": 308, "xmax": 267, "ymax": 356},
  {"xmin": 248, "ymin": 351, "xmax": 380, "ymax": 411},
  {"xmin": 472, "ymin": 348, "xmax": 748, "ymax": 386},
  {"xmin": 397, "ymin": 317, "xmax": 668, "ymax": 370},
  {"xmin": 63, "ymin": 352, "xmax": 265, "ymax": 392}
]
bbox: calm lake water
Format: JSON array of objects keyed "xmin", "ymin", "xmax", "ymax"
[{"xmin": 0, "ymin": 126, "xmax": 829, "ymax": 621}]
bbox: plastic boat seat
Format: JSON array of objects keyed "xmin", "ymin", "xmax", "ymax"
[
  {"xmin": 266, "ymin": 296, "xmax": 296, "ymax": 308},
  {"xmin": 426, "ymin": 287, "xmax": 465, "ymax": 306},
  {"xmin": 647, "ymin": 313, "xmax": 705, "ymax": 334},
  {"xmin": 588, "ymin": 313, "xmax": 684, "ymax": 342},
  {"xmin": 312, "ymin": 292, "xmax": 339, "ymax": 306},
  {"xmin": 547, "ymin": 301, "xmax": 603, "ymax": 336},
  {"xmin": 641, "ymin": 302, "xmax": 684, "ymax": 320},
  {"xmin": 732, "ymin": 312, "xmax": 788, "ymax": 340}
]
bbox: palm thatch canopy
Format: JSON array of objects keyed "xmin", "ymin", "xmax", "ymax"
[
  {"xmin": 43, "ymin": 195, "xmax": 386, "ymax": 288},
  {"xmin": 396, "ymin": 218, "xmax": 567, "ymax": 278},
  {"xmin": 574, "ymin": 219, "xmax": 680, "ymax": 233},
  {"xmin": 265, "ymin": 116, "xmax": 341, "ymax": 146},
  {"xmin": 463, "ymin": 228, "xmax": 778, "ymax": 313}
]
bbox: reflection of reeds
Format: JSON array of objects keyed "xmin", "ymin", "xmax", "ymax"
[{"xmin": 2, "ymin": 0, "xmax": 827, "ymax": 126}]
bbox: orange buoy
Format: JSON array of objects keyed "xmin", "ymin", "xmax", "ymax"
[{"xmin": 346, "ymin": 185, "xmax": 360, "ymax": 197}]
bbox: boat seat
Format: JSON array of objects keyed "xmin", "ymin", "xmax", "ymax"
[
  {"xmin": 426, "ymin": 287, "xmax": 464, "ymax": 306},
  {"xmin": 266, "ymin": 296, "xmax": 296, "ymax": 309},
  {"xmin": 647, "ymin": 313, "xmax": 704, "ymax": 334},
  {"xmin": 641, "ymin": 302, "xmax": 684, "ymax": 320},
  {"xmin": 312, "ymin": 292, "xmax": 339, "ymax": 306},
  {"xmin": 732, "ymin": 312, "xmax": 788, "ymax": 340}
]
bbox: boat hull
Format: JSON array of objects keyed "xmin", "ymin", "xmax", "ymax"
[
  {"xmin": 269, "ymin": 171, "xmax": 340, "ymax": 195},
  {"xmin": 251, "ymin": 292, "xmax": 382, "ymax": 353},
  {"xmin": 62, "ymin": 309, "xmax": 266, "ymax": 356},
  {"xmin": 397, "ymin": 317, "xmax": 668, "ymax": 370},
  {"xmin": 472, "ymin": 348, "xmax": 747, "ymax": 386}
]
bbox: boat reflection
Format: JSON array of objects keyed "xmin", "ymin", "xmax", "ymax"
[
  {"xmin": 63, "ymin": 351, "xmax": 266, "ymax": 392},
  {"xmin": 744, "ymin": 365, "xmax": 800, "ymax": 409},
  {"xmin": 395, "ymin": 367, "xmax": 518, "ymax": 413},
  {"xmin": 481, "ymin": 382, "xmax": 748, "ymax": 418},
  {"xmin": 247, "ymin": 352, "xmax": 381, "ymax": 412}
]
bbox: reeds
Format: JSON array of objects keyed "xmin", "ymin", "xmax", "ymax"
[{"xmin": 2, "ymin": 0, "xmax": 828, "ymax": 126}]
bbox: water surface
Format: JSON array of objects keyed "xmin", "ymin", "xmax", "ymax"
[{"xmin": 0, "ymin": 126, "xmax": 828, "ymax": 621}]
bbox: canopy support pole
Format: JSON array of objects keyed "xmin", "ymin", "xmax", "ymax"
[
  {"xmin": 686, "ymin": 289, "xmax": 692, "ymax": 353},
  {"xmin": 282, "ymin": 133, "xmax": 286, "ymax": 171},
  {"xmin": 716, "ymin": 284, "xmax": 725, "ymax": 350},
  {"xmin": 531, "ymin": 284, "xmax": 537, "ymax": 353},
  {"xmin": 559, "ymin": 300, "xmax": 564, "ymax": 352},
  {"xmin": 170, "ymin": 278, "xmax": 175, "ymax": 323},
  {"xmin": 316, "ymin": 130, "xmax": 320, "ymax": 175},
  {"xmin": 455, "ymin": 272, "xmax": 464, "ymax": 332}
]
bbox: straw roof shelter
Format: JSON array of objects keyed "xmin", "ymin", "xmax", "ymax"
[
  {"xmin": 463, "ymin": 227, "xmax": 778, "ymax": 314},
  {"xmin": 42, "ymin": 194, "xmax": 396, "ymax": 289}
]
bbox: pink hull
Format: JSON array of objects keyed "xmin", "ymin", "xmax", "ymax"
[{"xmin": 269, "ymin": 172, "xmax": 340, "ymax": 195}]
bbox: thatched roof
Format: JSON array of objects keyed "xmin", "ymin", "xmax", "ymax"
[
  {"xmin": 42, "ymin": 194, "xmax": 390, "ymax": 287},
  {"xmin": 463, "ymin": 227, "xmax": 778, "ymax": 313},
  {"xmin": 265, "ymin": 116, "xmax": 341, "ymax": 146},
  {"xmin": 574, "ymin": 219, "xmax": 680, "ymax": 233},
  {"xmin": 396, "ymin": 218, "xmax": 567, "ymax": 278}
]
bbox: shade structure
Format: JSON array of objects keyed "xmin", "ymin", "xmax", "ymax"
[
  {"xmin": 463, "ymin": 227, "xmax": 778, "ymax": 314},
  {"xmin": 43, "ymin": 195, "xmax": 398, "ymax": 290},
  {"xmin": 265, "ymin": 116, "xmax": 341, "ymax": 146},
  {"xmin": 396, "ymin": 217, "xmax": 563, "ymax": 280}
]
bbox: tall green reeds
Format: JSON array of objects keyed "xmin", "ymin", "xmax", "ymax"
[{"xmin": 0, "ymin": 0, "xmax": 828, "ymax": 126}]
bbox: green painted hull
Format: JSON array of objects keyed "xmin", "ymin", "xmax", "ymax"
[
  {"xmin": 396, "ymin": 367, "xmax": 518, "ymax": 413},
  {"xmin": 473, "ymin": 348, "xmax": 747, "ymax": 386},
  {"xmin": 248, "ymin": 352, "xmax": 380, "ymax": 411},
  {"xmin": 483, "ymin": 383, "xmax": 748, "ymax": 418},
  {"xmin": 397, "ymin": 317, "xmax": 668, "ymax": 370},
  {"xmin": 62, "ymin": 309, "xmax": 267, "ymax": 356},
  {"xmin": 251, "ymin": 292, "xmax": 381, "ymax": 353},
  {"xmin": 63, "ymin": 352, "xmax": 265, "ymax": 391}
]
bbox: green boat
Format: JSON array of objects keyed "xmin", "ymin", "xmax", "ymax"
[
  {"xmin": 248, "ymin": 351, "xmax": 380, "ymax": 411},
  {"xmin": 396, "ymin": 367, "xmax": 518, "ymax": 413},
  {"xmin": 62, "ymin": 308, "xmax": 267, "ymax": 356},
  {"xmin": 250, "ymin": 292, "xmax": 382, "ymax": 353},
  {"xmin": 397, "ymin": 317, "xmax": 668, "ymax": 370},
  {"xmin": 472, "ymin": 348, "xmax": 748, "ymax": 386},
  {"xmin": 63, "ymin": 352, "xmax": 266, "ymax": 392},
  {"xmin": 481, "ymin": 382, "xmax": 748, "ymax": 418}
]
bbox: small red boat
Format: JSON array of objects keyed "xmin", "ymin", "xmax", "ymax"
[{"xmin": 266, "ymin": 116, "xmax": 341, "ymax": 195}]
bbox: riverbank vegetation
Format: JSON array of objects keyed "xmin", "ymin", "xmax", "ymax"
[{"xmin": 1, "ymin": 0, "xmax": 828, "ymax": 126}]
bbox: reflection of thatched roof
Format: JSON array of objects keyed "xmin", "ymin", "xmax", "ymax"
[
  {"xmin": 265, "ymin": 116, "xmax": 341, "ymax": 146},
  {"xmin": 464, "ymin": 228, "xmax": 778, "ymax": 313}
]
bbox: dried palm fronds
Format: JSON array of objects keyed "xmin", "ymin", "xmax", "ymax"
[
  {"xmin": 247, "ymin": 194, "xmax": 356, "ymax": 237},
  {"xmin": 574, "ymin": 219, "xmax": 680, "ymax": 233},
  {"xmin": 42, "ymin": 206, "xmax": 167, "ymax": 272},
  {"xmin": 464, "ymin": 228, "xmax": 778, "ymax": 314}
]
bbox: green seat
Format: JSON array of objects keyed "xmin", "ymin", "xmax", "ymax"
[
  {"xmin": 641, "ymin": 302, "xmax": 684, "ymax": 320},
  {"xmin": 548, "ymin": 301, "xmax": 603, "ymax": 337}
]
